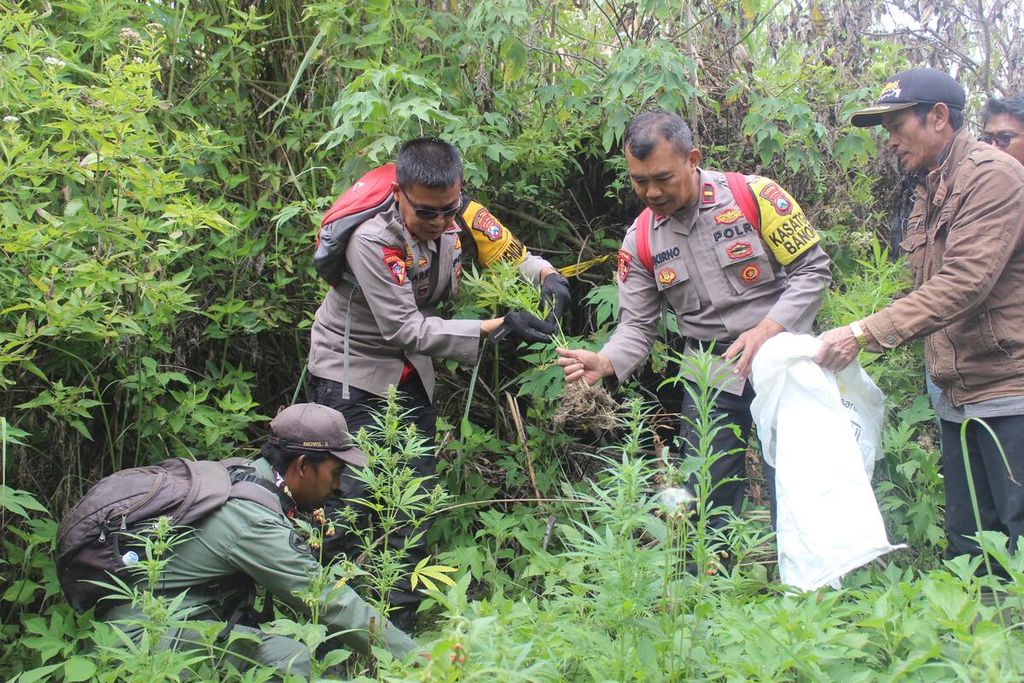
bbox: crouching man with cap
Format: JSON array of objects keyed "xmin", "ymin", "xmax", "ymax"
[
  {"xmin": 815, "ymin": 68, "xmax": 1024, "ymax": 566},
  {"xmin": 99, "ymin": 404, "xmax": 418, "ymax": 678}
]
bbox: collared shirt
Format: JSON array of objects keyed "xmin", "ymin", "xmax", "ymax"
[
  {"xmin": 309, "ymin": 204, "xmax": 553, "ymax": 401},
  {"xmin": 601, "ymin": 169, "xmax": 831, "ymax": 394}
]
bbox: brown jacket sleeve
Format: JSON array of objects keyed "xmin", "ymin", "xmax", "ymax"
[{"xmin": 864, "ymin": 158, "xmax": 1024, "ymax": 348}]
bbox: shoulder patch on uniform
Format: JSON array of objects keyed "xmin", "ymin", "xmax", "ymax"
[
  {"xmin": 471, "ymin": 207, "xmax": 503, "ymax": 241},
  {"xmin": 382, "ymin": 246, "xmax": 408, "ymax": 285},
  {"xmin": 657, "ymin": 267, "xmax": 677, "ymax": 285},
  {"xmin": 714, "ymin": 208, "xmax": 743, "ymax": 224},
  {"xmin": 758, "ymin": 183, "xmax": 793, "ymax": 215},
  {"xmin": 702, "ymin": 183, "xmax": 717, "ymax": 204},
  {"xmin": 289, "ymin": 530, "xmax": 313, "ymax": 556},
  {"xmin": 749, "ymin": 177, "xmax": 819, "ymax": 266},
  {"xmin": 617, "ymin": 250, "xmax": 632, "ymax": 283}
]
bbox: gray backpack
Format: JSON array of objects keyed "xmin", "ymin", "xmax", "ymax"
[{"xmin": 56, "ymin": 457, "xmax": 283, "ymax": 614}]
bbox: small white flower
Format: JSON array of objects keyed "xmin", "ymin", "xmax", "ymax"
[
  {"xmin": 43, "ymin": 56, "xmax": 66, "ymax": 68},
  {"xmin": 3, "ymin": 115, "xmax": 18, "ymax": 124},
  {"xmin": 119, "ymin": 28, "xmax": 141, "ymax": 44},
  {"xmin": 133, "ymin": 57, "xmax": 143, "ymax": 64}
]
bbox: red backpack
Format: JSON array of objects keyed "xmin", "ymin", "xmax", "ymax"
[
  {"xmin": 635, "ymin": 172, "xmax": 760, "ymax": 272},
  {"xmin": 313, "ymin": 164, "xmax": 398, "ymax": 285}
]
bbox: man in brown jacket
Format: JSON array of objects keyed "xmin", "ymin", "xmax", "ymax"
[{"xmin": 815, "ymin": 68, "xmax": 1024, "ymax": 564}]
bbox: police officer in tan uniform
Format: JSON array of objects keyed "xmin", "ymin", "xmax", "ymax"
[
  {"xmin": 558, "ymin": 110, "xmax": 831, "ymax": 527},
  {"xmin": 307, "ymin": 137, "xmax": 567, "ymax": 628}
]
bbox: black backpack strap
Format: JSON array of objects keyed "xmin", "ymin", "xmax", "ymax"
[
  {"xmin": 230, "ymin": 480, "xmax": 285, "ymax": 516},
  {"xmin": 222, "ymin": 460, "xmax": 288, "ymax": 516}
]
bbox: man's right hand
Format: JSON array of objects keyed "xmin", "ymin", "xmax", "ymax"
[{"xmin": 555, "ymin": 348, "xmax": 614, "ymax": 385}]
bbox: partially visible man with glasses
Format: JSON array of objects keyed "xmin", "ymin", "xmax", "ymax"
[
  {"xmin": 981, "ymin": 95, "xmax": 1024, "ymax": 166},
  {"xmin": 305, "ymin": 137, "xmax": 567, "ymax": 631}
]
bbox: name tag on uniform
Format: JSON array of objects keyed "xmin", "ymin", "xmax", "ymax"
[{"xmin": 653, "ymin": 250, "xmax": 689, "ymax": 292}]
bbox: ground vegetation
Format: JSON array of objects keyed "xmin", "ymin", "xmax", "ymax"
[{"xmin": 3, "ymin": 0, "xmax": 1024, "ymax": 679}]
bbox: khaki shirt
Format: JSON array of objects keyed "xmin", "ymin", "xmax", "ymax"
[
  {"xmin": 602, "ymin": 169, "xmax": 831, "ymax": 394},
  {"xmin": 308, "ymin": 204, "xmax": 551, "ymax": 400},
  {"xmin": 864, "ymin": 128, "xmax": 1024, "ymax": 406},
  {"xmin": 102, "ymin": 459, "xmax": 416, "ymax": 658}
]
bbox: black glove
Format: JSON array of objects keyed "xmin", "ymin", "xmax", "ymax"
[
  {"xmin": 490, "ymin": 312, "xmax": 557, "ymax": 345},
  {"xmin": 540, "ymin": 272, "xmax": 571, "ymax": 322}
]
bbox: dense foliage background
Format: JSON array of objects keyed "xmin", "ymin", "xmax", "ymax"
[{"xmin": 3, "ymin": 0, "xmax": 1024, "ymax": 680}]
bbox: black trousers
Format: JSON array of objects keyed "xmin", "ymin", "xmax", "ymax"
[
  {"xmin": 940, "ymin": 414, "xmax": 1024, "ymax": 562},
  {"xmin": 308, "ymin": 374, "xmax": 436, "ymax": 614},
  {"xmin": 677, "ymin": 379, "xmax": 775, "ymax": 529}
]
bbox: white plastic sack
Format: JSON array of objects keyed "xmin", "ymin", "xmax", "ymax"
[{"xmin": 750, "ymin": 333, "xmax": 900, "ymax": 591}]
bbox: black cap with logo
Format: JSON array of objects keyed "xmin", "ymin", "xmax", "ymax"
[{"xmin": 850, "ymin": 67, "xmax": 966, "ymax": 128}]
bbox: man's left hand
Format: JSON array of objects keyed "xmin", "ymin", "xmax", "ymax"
[
  {"xmin": 540, "ymin": 272, "xmax": 571, "ymax": 323},
  {"xmin": 813, "ymin": 325, "xmax": 862, "ymax": 372},
  {"xmin": 491, "ymin": 311, "xmax": 558, "ymax": 345},
  {"xmin": 723, "ymin": 319, "xmax": 784, "ymax": 379}
]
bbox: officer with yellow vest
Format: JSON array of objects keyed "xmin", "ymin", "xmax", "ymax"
[
  {"xmin": 307, "ymin": 137, "xmax": 569, "ymax": 629},
  {"xmin": 557, "ymin": 110, "xmax": 831, "ymax": 528}
]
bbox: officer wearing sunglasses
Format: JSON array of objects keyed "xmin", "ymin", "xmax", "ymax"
[
  {"xmin": 305, "ymin": 137, "xmax": 570, "ymax": 631},
  {"xmin": 980, "ymin": 95, "xmax": 1024, "ymax": 166}
]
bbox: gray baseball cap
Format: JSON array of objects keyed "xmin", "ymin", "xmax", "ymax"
[
  {"xmin": 268, "ymin": 403, "xmax": 368, "ymax": 467},
  {"xmin": 850, "ymin": 67, "xmax": 966, "ymax": 128}
]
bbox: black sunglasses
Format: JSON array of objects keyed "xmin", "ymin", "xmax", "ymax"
[
  {"xmin": 978, "ymin": 131, "xmax": 1022, "ymax": 150},
  {"xmin": 397, "ymin": 186, "xmax": 461, "ymax": 220}
]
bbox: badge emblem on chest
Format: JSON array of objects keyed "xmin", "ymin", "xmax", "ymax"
[
  {"xmin": 657, "ymin": 268, "xmax": 677, "ymax": 285},
  {"xmin": 725, "ymin": 241, "xmax": 753, "ymax": 260},
  {"xmin": 715, "ymin": 208, "xmax": 743, "ymax": 224},
  {"xmin": 740, "ymin": 264, "xmax": 761, "ymax": 283}
]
